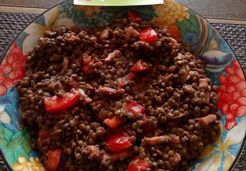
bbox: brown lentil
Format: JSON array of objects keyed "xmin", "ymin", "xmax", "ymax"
[{"xmin": 17, "ymin": 18, "xmax": 220, "ymax": 171}]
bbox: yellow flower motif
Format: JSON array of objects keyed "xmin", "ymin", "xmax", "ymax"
[
  {"xmin": 13, "ymin": 156, "xmax": 45, "ymax": 171},
  {"xmin": 22, "ymin": 7, "xmax": 75, "ymax": 55},
  {"xmin": 195, "ymin": 119, "xmax": 246, "ymax": 171},
  {"xmin": 75, "ymin": 6, "xmax": 102, "ymax": 17},
  {"xmin": 152, "ymin": 0, "xmax": 189, "ymax": 28}
]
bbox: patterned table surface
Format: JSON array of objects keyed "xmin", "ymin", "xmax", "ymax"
[{"xmin": 0, "ymin": 12, "xmax": 246, "ymax": 171}]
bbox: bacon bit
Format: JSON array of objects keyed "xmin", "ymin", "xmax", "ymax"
[
  {"xmin": 170, "ymin": 153, "xmax": 181, "ymax": 166},
  {"xmin": 101, "ymin": 29, "xmax": 110, "ymax": 39},
  {"xmin": 130, "ymin": 60, "xmax": 150, "ymax": 73},
  {"xmin": 116, "ymin": 78, "xmax": 128, "ymax": 88},
  {"xmin": 86, "ymin": 145, "xmax": 101, "ymax": 160},
  {"xmin": 169, "ymin": 37, "xmax": 178, "ymax": 46},
  {"xmin": 93, "ymin": 61, "xmax": 103, "ymax": 67},
  {"xmin": 84, "ymin": 96, "xmax": 93, "ymax": 103},
  {"xmin": 78, "ymin": 88, "xmax": 92, "ymax": 104},
  {"xmin": 104, "ymin": 116, "xmax": 123, "ymax": 129},
  {"xmin": 90, "ymin": 100, "xmax": 103, "ymax": 111},
  {"xmin": 60, "ymin": 57, "xmax": 69, "ymax": 74},
  {"xmin": 78, "ymin": 83, "xmax": 94, "ymax": 92},
  {"xmin": 197, "ymin": 114, "xmax": 217, "ymax": 126},
  {"xmin": 104, "ymin": 50, "xmax": 121, "ymax": 63},
  {"xmin": 96, "ymin": 87, "xmax": 125, "ymax": 96},
  {"xmin": 142, "ymin": 135, "xmax": 180, "ymax": 146},
  {"xmin": 199, "ymin": 78, "xmax": 210, "ymax": 90},
  {"xmin": 166, "ymin": 113, "xmax": 187, "ymax": 120},
  {"xmin": 116, "ymin": 73, "xmax": 136, "ymax": 88},
  {"xmin": 125, "ymin": 26, "xmax": 140, "ymax": 40},
  {"xmin": 82, "ymin": 56, "xmax": 93, "ymax": 75}
]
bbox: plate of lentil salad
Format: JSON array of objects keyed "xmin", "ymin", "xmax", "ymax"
[{"xmin": 0, "ymin": 0, "xmax": 246, "ymax": 171}]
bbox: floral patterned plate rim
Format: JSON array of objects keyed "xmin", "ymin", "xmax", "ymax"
[{"xmin": 0, "ymin": 0, "xmax": 245, "ymax": 171}]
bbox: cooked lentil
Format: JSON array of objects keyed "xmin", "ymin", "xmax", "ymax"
[{"xmin": 17, "ymin": 18, "xmax": 220, "ymax": 171}]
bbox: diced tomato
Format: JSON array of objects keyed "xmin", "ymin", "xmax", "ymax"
[
  {"xmin": 128, "ymin": 11, "xmax": 141, "ymax": 22},
  {"xmin": 46, "ymin": 149, "xmax": 62, "ymax": 171},
  {"xmin": 106, "ymin": 132, "xmax": 132, "ymax": 153},
  {"xmin": 139, "ymin": 28, "xmax": 158, "ymax": 43},
  {"xmin": 44, "ymin": 89, "xmax": 80, "ymax": 112},
  {"xmin": 130, "ymin": 60, "xmax": 150, "ymax": 73},
  {"xmin": 83, "ymin": 56, "xmax": 92, "ymax": 65},
  {"xmin": 128, "ymin": 157, "xmax": 151, "ymax": 171},
  {"xmin": 104, "ymin": 116, "xmax": 123, "ymax": 129},
  {"xmin": 124, "ymin": 101, "xmax": 145, "ymax": 115},
  {"xmin": 167, "ymin": 25, "xmax": 181, "ymax": 42}
]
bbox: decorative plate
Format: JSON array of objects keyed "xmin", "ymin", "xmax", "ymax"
[{"xmin": 0, "ymin": 0, "xmax": 245, "ymax": 171}]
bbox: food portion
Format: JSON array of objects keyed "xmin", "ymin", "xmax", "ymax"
[{"xmin": 17, "ymin": 15, "xmax": 220, "ymax": 171}]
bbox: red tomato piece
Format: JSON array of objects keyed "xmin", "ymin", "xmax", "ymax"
[
  {"xmin": 139, "ymin": 28, "xmax": 158, "ymax": 43},
  {"xmin": 44, "ymin": 89, "xmax": 80, "ymax": 112},
  {"xmin": 83, "ymin": 56, "xmax": 92, "ymax": 65},
  {"xmin": 128, "ymin": 11, "xmax": 141, "ymax": 22},
  {"xmin": 130, "ymin": 60, "xmax": 150, "ymax": 73},
  {"xmin": 104, "ymin": 116, "xmax": 123, "ymax": 129},
  {"xmin": 128, "ymin": 157, "xmax": 151, "ymax": 171},
  {"xmin": 167, "ymin": 25, "xmax": 181, "ymax": 42},
  {"xmin": 124, "ymin": 101, "xmax": 145, "ymax": 115},
  {"xmin": 106, "ymin": 132, "xmax": 132, "ymax": 153},
  {"xmin": 47, "ymin": 149, "xmax": 62, "ymax": 171}
]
